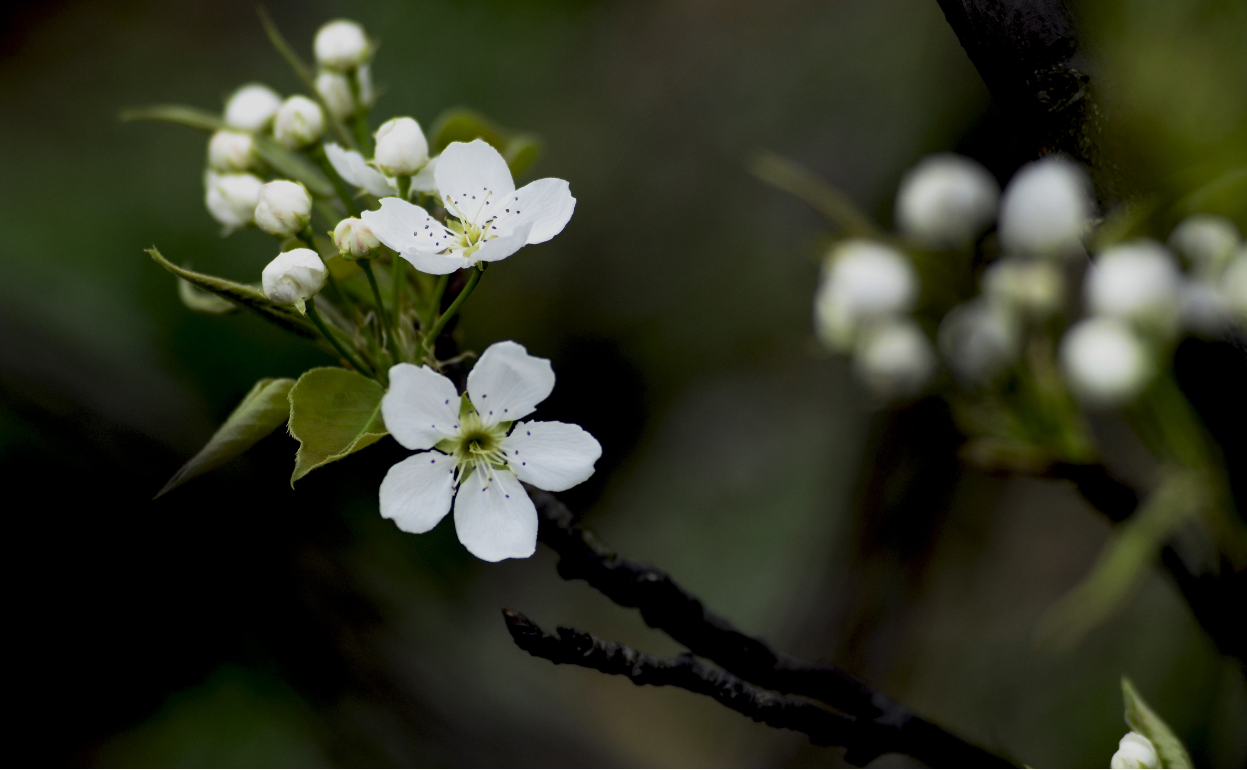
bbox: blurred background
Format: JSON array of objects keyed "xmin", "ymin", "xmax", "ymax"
[{"xmin": 2, "ymin": 0, "xmax": 1245, "ymax": 766}]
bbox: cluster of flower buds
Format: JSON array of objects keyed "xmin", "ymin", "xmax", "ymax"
[{"xmin": 313, "ymin": 20, "xmax": 374, "ymax": 119}]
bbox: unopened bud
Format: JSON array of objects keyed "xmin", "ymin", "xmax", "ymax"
[
  {"xmin": 853, "ymin": 318, "xmax": 936, "ymax": 399},
  {"xmin": 333, "ymin": 217, "xmax": 381, "ymax": 259},
  {"xmin": 1168, "ymin": 214, "xmax": 1239, "ymax": 277},
  {"xmin": 204, "ymin": 171, "xmax": 263, "ymax": 234},
  {"xmin": 315, "ymin": 71, "xmax": 355, "ymax": 120},
  {"xmin": 1180, "ymin": 278, "xmax": 1229, "ymax": 336},
  {"xmin": 982, "ymin": 257, "xmax": 1064, "ymax": 317},
  {"xmin": 273, "ymin": 96, "xmax": 325, "ymax": 149},
  {"xmin": 207, "ymin": 130, "xmax": 256, "ymax": 172},
  {"xmin": 1219, "ymin": 250, "xmax": 1247, "ymax": 319},
  {"xmin": 356, "ymin": 64, "xmax": 375, "ymax": 108},
  {"xmin": 314, "ymin": 20, "xmax": 370, "ymax": 71},
  {"xmin": 895, "ymin": 153, "xmax": 999, "ymax": 247},
  {"xmin": 1111, "ymin": 732, "xmax": 1159, "ymax": 770},
  {"xmin": 262, "ymin": 248, "xmax": 327, "ymax": 311},
  {"xmin": 224, "ymin": 83, "xmax": 282, "ymax": 131},
  {"xmin": 374, "ymin": 117, "xmax": 429, "ymax": 176},
  {"xmin": 938, "ymin": 300, "xmax": 1020, "ymax": 386},
  {"xmin": 1085, "ymin": 240, "xmax": 1180, "ymax": 331},
  {"xmin": 254, "ymin": 180, "xmax": 312, "ymax": 237},
  {"xmin": 998, "ymin": 156, "xmax": 1093, "ymax": 259},
  {"xmin": 1060, "ymin": 317, "xmax": 1153, "ymax": 406},
  {"xmin": 814, "ymin": 240, "xmax": 918, "ymax": 350}
]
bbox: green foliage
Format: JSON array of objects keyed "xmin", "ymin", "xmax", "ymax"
[
  {"xmin": 1122, "ymin": 678, "xmax": 1193, "ymax": 769},
  {"xmin": 429, "ymin": 108, "xmax": 542, "ymax": 177},
  {"xmin": 156, "ymin": 378, "xmax": 296, "ymax": 498},
  {"xmin": 287, "ymin": 367, "xmax": 388, "ymax": 484},
  {"xmin": 120, "ymin": 104, "xmax": 226, "ymax": 132},
  {"xmin": 178, "ymin": 277, "xmax": 240, "ymax": 314}
]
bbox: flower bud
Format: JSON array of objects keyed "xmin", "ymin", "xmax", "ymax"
[
  {"xmin": 998, "ymin": 156, "xmax": 1093, "ymax": 259},
  {"xmin": 332, "ymin": 217, "xmax": 381, "ymax": 259},
  {"xmin": 1180, "ymin": 278, "xmax": 1229, "ymax": 336},
  {"xmin": 1168, "ymin": 213, "xmax": 1239, "ymax": 277},
  {"xmin": 273, "ymin": 95, "xmax": 325, "ymax": 149},
  {"xmin": 853, "ymin": 318, "xmax": 936, "ymax": 399},
  {"xmin": 254, "ymin": 180, "xmax": 312, "ymax": 237},
  {"xmin": 1111, "ymin": 732, "xmax": 1159, "ymax": 769},
  {"xmin": 982, "ymin": 257, "xmax": 1064, "ymax": 317},
  {"xmin": 207, "ymin": 130, "xmax": 256, "ymax": 173},
  {"xmin": 315, "ymin": 71, "xmax": 355, "ymax": 120},
  {"xmin": 1085, "ymin": 240, "xmax": 1181, "ymax": 331},
  {"xmin": 1219, "ymin": 250, "xmax": 1247, "ymax": 319},
  {"xmin": 1060, "ymin": 317, "xmax": 1153, "ymax": 406},
  {"xmin": 814, "ymin": 240, "xmax": 918, "ymax": 350},
  {"xmin": 356, "ymin": 64, "xmax": 375, "ymax": 108},
  {"xmin": 374, "ymin": 117, "xmax": 429, "ymax": 176},
  {"xmin": 895, "ymin": 153, "xmax": 999, "ymax": 247},
  {"xmin": 204, "ymin": 171, "xmax": 263, "ymax": 234},
  {"xmin": 262, "ymin": 248, "xmax": 327, "ymax": 310},
  {"xmin": 938, "ymin": 300, "xmax": 1020, "ymax": 386},
  {"xmin": 314, "ymin": 20, "xmax": 370, "ymax": 71},
  {"xmin": 223, "ymin": 83, "xmax": 282, "ymax": 131}
]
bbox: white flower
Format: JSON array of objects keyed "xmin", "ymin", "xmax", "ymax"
[
  {"xmin": 998, "ymin": 156, "xmax": 1093, "ymax": 259},
  {"xmin": 316, "ymin": 71, "xmax": 355, "ymax": 120},
  {"xmin": 332, "ymin": 217, "xmax": 380, "ymax": 259},
  {"xmin": 273, "ymin": 95, "xmax": 325, "ymax": 149},
  {"xmin": 1060, "ymin": 317, "xmax": 1153, "ymax": 406},
  {"xmin": 374, "ymin": 117, "xmax": 430, "ymax": 176},
  {"xmin": 982, "ymin": 257, "xmax": 1064, "ymax": 317},
  {"xmin": 223, "ymin": 83, "xmax": 282, "ymax": 131},
  {"xmin": 814, "ymin": 240, "xmax": 918, "ymax": 350},
  {"xmin": 363, "ymin": 139, "xmax": 576, "ymax": 275},
  {"xmin": 325, "ymin": 143, "xmax": 397, "ymax": 197},
  {"xmin": 853, "ymin": 318, "xmax": 936, "ymax": 398},
  {"xmin": 1168, "ymin": 213, "xmax": 1239, "ymax": 277},
  {"xmin": 262, "ymin": 248, "xmax": 326, "ymax": 310},
  {"xmin": 379, "ymin": 341, "xmax": 601, "ymax": 561},
  {"xmin": 1220, "ymin": 250, "xmax": 1247, "ymax": 319},
  {"xmin": 1180, "ymin": 277, "xmax": 1229, "ymax": 335},
  {"xmin": 1111, "ymin": 732, "xmax": 1159, "ymax": 769},
  {"xmin": 938, "ymin": 300, "xmax": 1020, "ymax": 385},
  {"xmin": 207, "ymin": 130, "xmax": 256, "ymax": 172},
  {"xmin": 895, "ymin": 153, "xmax": 999, "ymax": 247},
  {"xmin": 314, "ymin": 19, "xmax": 370, "ymax": 71},
  {"xmin": 1085, "ymin": 240, "xmax": 1181, "ymax": 330},
  {"xmin": 204, "ymin": 171, "xmax": 263, "ymax": 234},
  {"xmin": 254, "ymin": 180, "xmax": 312, "ymax": 237},
  {"xmin": 356, "ymin": 64, "xmax": 375, "ymax": 107}
]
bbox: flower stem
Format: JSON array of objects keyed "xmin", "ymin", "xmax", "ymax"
[
  {"xmin": 360, "ymin": 259, "xmax": 398, "ymax": 360},
  {"xmin": 419, "ymin": 267, "xmax": 483, "ymax": 363},
  {"xmin": 426, "ymin": 273, "xmax": 449, "ymax": 327},
  {"xmin": 391, "ymin": 255, "xmax": 405, "ymax": 319},
  {"xmin": 306, "ymin": 300, "xmax": 374, "ymax": 377},
  {"xmin": 397, "ymin": 174, "xmax": 411, "ymax": 201}
]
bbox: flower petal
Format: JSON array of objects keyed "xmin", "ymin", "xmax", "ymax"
[
  {"xmin": 471, "ymin": 222, "xmax": 532, "ymax": 265},
  {"xmin": 435, "ymin": 140, "xmax": 515, "ymax": 226},
  {"xmin": 466, "ymin": 340, "xmax": 555, "ymax": 426},
  {"xmin": 489, "ymin": 178, "xmax": 576, "ymax": 244},
  {"xmin": 410, "ymin": 155, "xmax": 439, "ymax": 194},
  {"xmin": 502, "ymin": 420, "xmax": 601, "ymax": 492},
  {"xmin": 453, "ymin": 468, "xmax": 537, "ymax": 561},
  {"xmin": 401, "ymin": 250, "xmax": 473, "ymax": 276},
  {"xmin": 362, "ymin": 197, "xmax": 454, "ymax": 255},
  {"xmin": 325, "ymin": 143, "xmax": 396, "ymax": 197},
  {"xmin": 379, "ymin": 451, "xmax": 456, "ymax": 533},
  {"xmin": 381, "ymin": 363, "xmax": 462, "ymax": 450}
]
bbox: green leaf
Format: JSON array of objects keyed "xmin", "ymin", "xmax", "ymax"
[
  {"xmin": 178, "ymin": 277, "xmax": 240, "ymax": 314},
  {"xmin": 252, "ymin": 135, "xmax": 334, "ymax": 198},
  {"xmin": 156, "ymin": 378, "xmax": 296, "ymax": 498},
  {"xmin": 503, "ymin": 134, "xmax": 542, "ymax": 177},
  {"xmin": 287, "ymin": 367, "xmax": 388, "ymax": 484},
  {"xmin": 120, "ymin": 104, "xmax": 227, "ymax": 132},
  {"xmin": 148, "ymin": 247, "xmax": 323, "ymax": 343},
  {"xmin": 430, "ymin": 109, "xmax": 542, "ymax": 176},
  {"xmin": 1122, "ymin": 678, "xmax": 1193, "ymax": 769}
]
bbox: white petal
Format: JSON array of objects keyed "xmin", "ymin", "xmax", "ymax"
[
  {"xmin": 435, "ymin": 140, "xmax": 515, "ymax": 226},
  {"xmin": 362, "ymin": 197, "xmax": 453, "ymax": 255},
  {"xmin": 453, "ymin": 468, "xmax": 537, "ymax": 561},
  {"xmin": 325, "ymin": 143, "xmax": 397, "ymax": 197},
  {"xmin": 379, "ymin": 451, "xmax": 456, "ymax": 533},
  {"xmin": 471, "ymin": 223, "xmax": 532, "ymax": 265},
  {"xmin": 502, "ymin": 421, "xmax": 601, "ymax": 492},
  {"xmin": 381, "ymin": 363, "xmax": 462, "ymax": 450},
  {"xmin": 401, "ymin": 250, "xmax": 473, "ymax": 276},
  {"xmin": 410, "ymin": 156, "xmax": 439, "ymax": 194},
  {"xmin": 466, "ymin": 340, "xmax": 555, "ymax": 426},
  {"xmin": 488, "ymin": 178, "xmax": 576, "ymax": 244}
]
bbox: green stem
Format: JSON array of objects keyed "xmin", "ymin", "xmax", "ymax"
[
  {"xmin": 306, "ymin": 300, "xmax": 373, "ymax": 376},
  {"xmin": 424, "ymin": 273, "xmax": 449, "ymax": 329},
  {"xmin": 391, "ymin": 256, "xmax": 405, "ymax": 319},
  {"xmin": 347, "ymin": 71, "xmax": 372, "ymax": 155},
  {"xmin": 419, "ymin": 268, "xmax": 483, "ymax": 363},
  {"xmin": 397, "ymin": 174, "xmax": 412, "ymax": 201},
  {"xmin": 360, "ymin": 259, "xmax": 397, "ymax": 360},
  {"xmin": 310, "ymin": 145, "xmax": 361, "ymax": 217}
]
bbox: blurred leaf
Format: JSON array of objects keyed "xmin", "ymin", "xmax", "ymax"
[
  {"xmin": 148, "ymin": 247, "xmax": 322, "ymax": 343},
  {"xmin": 178, "ymin": 277, "xmax": 240, "ymax": 314},
  {"xmin": 287, "ymin": 367, "xmax": 387, "ymax": 484},
  {"xmin": 120, "ymin": 104, "xmax": 226, "ymax": 132},
  {"xmin": 252, "ymin": 135, "xmax": 334, "ymax": 198},
  {"xmin": 430, "ymin": 108, "xmax": 542, "ymax": 176},
  {"xmin": 1122, "ymin": 678, "xmax": 1193, "ymax": 769},
  {"xmin": 156, "ymin": 378, "xmax": 296, "ymax": 498},
  {"xmin": 748, "ymin": 151, "xmax": 878, "ymax": 237},
  {"xmin": 504, "ymin": 134, "xmax": 542, "ymax": 178}
]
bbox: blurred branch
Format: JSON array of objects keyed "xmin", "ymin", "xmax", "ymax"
[
  {"xmin": 748, "ymin": 151, "xmax": 879, "ymax": 238},
  {"xmin": 512, "ymin": 488, "xmax": 1014, "ymax": 768}
]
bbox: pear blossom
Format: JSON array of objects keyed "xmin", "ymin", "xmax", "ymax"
[
  {"xmin": 315, "ymin": 70, "xmax": 355, "ymax": 119},
  {"xmin": 853, "ymin": 318, "xmax": 936, "ymax": 398},
  {"xmin": 379, "ymin": 341, "xmax": 601, "ymax": 561},
  {"xmin": 1219, "ymin": 250, "xmax": 1247, "ymax": 319},
  {"xmin": 1060, "ymin": 317, "xmax": 1153, "ymax": 406},
  {"xmin": 982, "ymin": 257, "xmax": 1064, "ymax": 317},
  {"xmin": 273, "ymin": 95, "xmax": 325, "ymax": 149},
  {"xmin": 1180, "ymin": 277, "xmax": 1229, "ymax": 335},
  {"xmin": 939, "ymin": 299, "xmax": 1020, "ymax": 385},
  {"xmin": 1111, "ymin": 732, "xmax": 1159, "ymax": 769},
  {"xmin": 254, "ymin": 180, "xmax": 312, "ymax": 237},
  {"xmin": 207, "ymin": 130, "xmax": 256, "ymax": 172},
  {"xmin": 223, "ymin": 83, "xmax": 282, "ymax": 131},
  {"xmin": 1168, "ymin": 213, "xmax": 1239, "ymax": 277},
  {"xmin": 332, "ymin": 217, "xmax": 380, "ymax": 259},
  {"xmin": 895, "ymin": 153, "xmax": 999, "ymax": 247},
  {"xmin": 324, "ymin": 143, "xmax": 438, "ymax": 199},
  {"xmin": 262, "ymin": 248, "xmax": 326, "ymax": 311},
  {"xmin": 998, "ymin": 156, "xmax": 1093, "ymax": 259},
  {"xmin": 362, "ymin": 139, "xmax": 575, "ymax": 275},
  {"xmin": 374, "ymin": 117, "xmax": 429, "ymax": 176},
  {"xmin": 204, "ymin": 171, "xmax": 263, "ymax": 234},
  {"xmin": 314, "ymin": 20, "xmax": 370, "ymax": 71},
  {"xmin": 1085, "ymin": 240, "xmax": 1181, "ymax": 330},
  {"xmin": 813, "ymin": 240, "xmax": 917, "ymax": 350}
]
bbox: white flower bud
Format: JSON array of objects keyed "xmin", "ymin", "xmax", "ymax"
[
  {"xmin": 356, "ymin": 64, "xmax": 375, "ymax": 107},
  {"xmin": 998, "ymin": 156, "xmax": 1093, "ymax": 259},
  {"xmin": 262, "ymin": 248, "xmax": 327, "ymax": 309},
  {"xmin": 1168, "ymin": 213, "xmax": 1239, "ymax": 277},
  {"xmin": 223, "ymin": 83, "xmax": 282, "ymax": 131},
  {"xmin": 895, "ymin": 153, "xmax": 999, "ymax": 247},
  {"xmin": 204, "ymin": 171, "xmax": 263, "ymax": 234},
  {"xmin": 1085, "ymin": 240, "xmax": 1181, "ymax": 331},
  {"xmin": 853, "ymin": 318, "xmax": 936, "ymax": 398},
  {"xmin": 982, "ymin": 257, "xmax": 1064, "ymax": 317},
  {"xmin": 273, "ymin": 96, "xmax": 325, "ymax": 149},
  {"xmin": 332, "ymin": 217, "xmax": 380, "ymax": 259},
  {"xmin": 314, "ymin": 20, "xmax": 370, "ymax": 71},
  {"xmin": 207, "ymin": 130, "xmax": 256, "ymax": 172},
  {"xmin": 374, "ymin": 117, "xmax": 429, "ymax": 176},
  {"xmin": 1180, "ymin": 278, "xmax": 1229, "ymax": 336},
  {"xmin": 814, "ymin": 240, "xmax": 918, "ymax": 350},
  {"xmin": 1219, "ymin": 250, "xmax": 1247, "ymax": 319},
  {"xmin": 1060, "ymin": 317, "xmax": 1153, "ymax": 406},
  {"xmin": 1111, "ymin": 732, "xmax": 1159, "ymax": 769},
  {"xmin": 315, "ymin": 71, "xmax": 355, "ymax": 120},
  {"xmin": 254, "ymin": 180, "xmax": 312, "ymax": 237},
  {"xmin": 939, "ymin": 300, "xmax": 1020, "ymax": 385}
]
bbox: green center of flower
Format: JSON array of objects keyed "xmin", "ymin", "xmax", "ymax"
[{"xmin": 447, "ymin": 410, "xmax": 509, "ymax": 487}]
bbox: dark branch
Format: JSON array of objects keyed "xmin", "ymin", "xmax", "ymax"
[{"xmin": 526, "ymin": 487, "xmax": 1014, "ymax": 768}]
